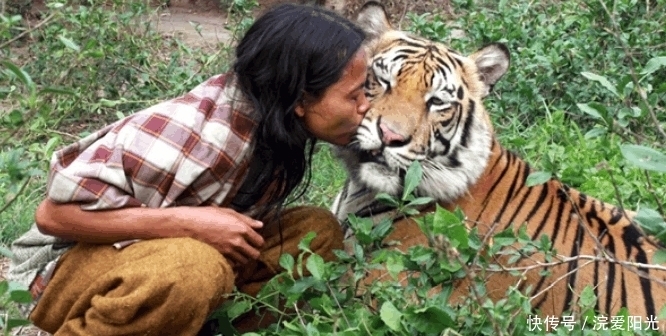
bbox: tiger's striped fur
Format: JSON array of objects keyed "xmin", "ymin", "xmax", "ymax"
[{"xmin": 332, "ymin": 1, "xmax": 666, "ymax": 322}]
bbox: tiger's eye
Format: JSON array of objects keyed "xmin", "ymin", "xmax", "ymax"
[{"xmin": 428, "ymin": 97, "xmax": 444, "ymax": 106}]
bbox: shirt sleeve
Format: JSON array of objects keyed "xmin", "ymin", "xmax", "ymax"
[
  {"xmin": 46, "ymin": 122, "xmax": 146, "ymax": 210},
  {"xmin": 46, "ymin": 75, "xmax": 258, "ymax": 211}
]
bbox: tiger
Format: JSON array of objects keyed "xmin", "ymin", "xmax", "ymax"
[{"xmin": 331, "ymin": 0, "xmax": 666, "ymax": 326}]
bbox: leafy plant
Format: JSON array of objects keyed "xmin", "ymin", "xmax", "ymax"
[
  {"xmin": 0, "ymin": 249, "xmax": 32, "ymax": 335},
  {"xmin": 214, "ymin": 160, "xmax": 665, "ymax": 335}
]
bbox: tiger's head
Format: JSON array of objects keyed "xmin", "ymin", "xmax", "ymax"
[{"xmin": 335, "ymin": 1, "xmax": 511, "ymax": 203}]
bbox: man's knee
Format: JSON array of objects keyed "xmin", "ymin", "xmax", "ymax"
[
  {"xmin": 280, "ymin": 206, "xmax": 344, "ymax": 259},
  {"xmin": 30, "ymin": 237, "xmax": 236, "ymax": 335},
  {"xmin": 155, "ymin": 237, "xmax": 235, "ymax": 293}
]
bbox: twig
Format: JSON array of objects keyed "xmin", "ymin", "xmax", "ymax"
[
  {"xmin": 445, "ymin": 236, "xmax": 504, "ymax": 336},
  {"xmin": 491, "ymin": 253, "xmax": 666, "ymax": 275},
  {"xmin": 470, "ymin": 219, "xmax": 501, "ymax": 266},
  {"xmin": 397, "ymin": 2, "xmax": 409, "ymax": 30},
  {"xmin": 528, "ymin": 259, "xmax": 597, "ymax": 304},
  {"xmin": 0, "ymin": 177, "xmax": 30, "ymax": 214},
  {"xmin": 228, "ymin": 291, "xmax": 286, "ymax": 318},
  {"xmin": 327, "ymin": 284, "xmax": 352, "ymax": 329},
  {"xmin": 293, "ymin": 302, "xmax": 307, "ymax": 328},
  {"xmin": 562, "ymin": 184, "xmax": 666, "ymax": 286},
  {"xmin": 0, "ymin": 12, "xmax": 57, "ymax": 50},
  {"xmin": 46, "ymin": 129, "xmax": 80, "ymax": 141},
  {"xmin": 610, "ymin": 119, "xmax": 666, "ymax": 150},
  {"xmin": 644, "ymin": 171, "xmax": 666, "ymax": 217},
  {"xmin": 604, "ymin": 163, "xmax": 626, "ymax": 212},
  {"xmin": 597, "ymin": 0, "xmax": 666, "ymax": 141}
]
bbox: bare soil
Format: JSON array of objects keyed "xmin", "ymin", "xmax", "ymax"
[
  {"xmin": 148, "ymin": 0, "xmax": 347, "ymax": 51},
  {"xmin": 137, "ymin": 0, "xmax": 453, "ymax": 51}
]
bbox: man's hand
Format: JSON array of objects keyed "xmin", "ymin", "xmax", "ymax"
[
  {"xmin": 180, "ymin": 207, "xmax": 265, "ymax": 265},
  {"xmin": 35, "ymin": 200, "xmax": 265, "ymax": 266}
]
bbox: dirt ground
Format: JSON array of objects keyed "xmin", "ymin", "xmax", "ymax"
[
  {"xmin": 143, "ymin": 0, "xmax": 452, "ymax": 50},
  {"xmin": 344, "ymin": 0, "xmax": 453, "ymax": 28},
  {"xmin": 1, "ymin": 0, "xmax": 452, "ymax": 334}
]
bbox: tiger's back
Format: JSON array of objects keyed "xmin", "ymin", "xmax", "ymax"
[
  {"xmin": 447, "ymin": 140, "xmax": 666, "ymax": 318},
  {"xmin": 333, "ymin": 1, "xmax": 666, "ymax": 324}
]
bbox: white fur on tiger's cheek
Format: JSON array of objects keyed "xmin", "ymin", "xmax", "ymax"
[
  {"xmin": 417, "ymin": 119, "xmax": 492, "ymax": 203},
  {"xmin": 358, "ymin": 163, "xmax": 402, "ymax": 196},
  {"xmin": 355, "ymin": 118, "xmax": 382, "ymax": 151}
]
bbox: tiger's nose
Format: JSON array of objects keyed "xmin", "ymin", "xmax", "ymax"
[{"xmin": 379, "ymin": 122, "xmax": 406, "ymax": 146}]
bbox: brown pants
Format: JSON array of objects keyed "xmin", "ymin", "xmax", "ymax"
[{"xmin": 29, "ymin": 206, "xmax": 344, "ymax": 336}]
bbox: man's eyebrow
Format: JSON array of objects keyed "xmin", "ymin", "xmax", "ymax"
[{"xmin": 348, "ymin": 81, "xmax": 365, "ymax": 95}]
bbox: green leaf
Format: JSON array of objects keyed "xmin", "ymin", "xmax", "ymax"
[
  {"xmin": 353, "ymin": 242, "xmax": 364, "ymax": 262},
  {"xmin": 432, "ymin": 206, "xmax": 463, "ymax": 228},
  {"xmin": 581, "ymin": 72, "xmax": 619, "ymax": 97},
  {"xmin": 402, "ymin": 160, "xmax": 423, "ymax": 200},
  {"xmin": 370, "ymin": 218, "xmax": 393, "ymax": 241},
  {"xmin": 0, "ymin": 280, "xmax": 8, "ymax": 296},
  {"xmin": 386, "ymin": 254, "xmax": 405, "ymax": 279},
  {"xmin": 209, "ymin": 307, "xmax": 242, "ymax": 336},
  {"xmin": 433, "ymin": 206, "xmax": 468, "ymax": 249},
  {"xmin": 305, "ymin": 254, "xmax": 326, "ymax": 280},
  {"xmin": 39, "ymin": 87, "xmax": 76, "ymax": 96},
  {"xmin": 493, "ymin": 227, "xmax": 517, "ymax": 247},
  {"xmin": 408, "ymin": 306, "xmax": 455, "ymax": 333},
  {"xmin": 2, "ymin": 60, "xmax": 35, "ymax": 92},
  {"xmin": 380, "ymin": 301, "xmax": 403, "ymax": 331},
  {"xmin": 620, "ymin": 144, "xmax": 666, "ymax": 173},
  {"xmin": 8, "ymin": 109, "xmax": 23, "ymax": 126},
  {"xmin": 634, "ymin": 207, "xmax": 666, "ymax": 236},
  {"xmin": 406, "ymin": 196, "xmax": 434, "ymax": 207},
  {"xmin": 578, "ymin": 285, "xmax": 597, "ymax": 308},
  {"xmin": 99, "ymin": 98, "xmax": 122, "ymax": 107},
  {"xmin": 9, "ymin": 288, "xmax": 33, "ymax": 303},
  {"xmin": 85, "ymin": 50, "xmax": 105, "ymax": 58},
  {"xmin": 660, "ymin": 304, "xmax": 666, "ymax": 320},
  {"xmin": 287, "ymin": 277, "xmax": 318, "ymax": 295},
  {"xmin": 402, "ymin": 208, "xmax": 419, "ymax": 216},
  {"xmin": 653, "ymin": 250, "xmax": 666, "ymax": 265},
  {"xmin": 44, "ymin": 136, "xmax": 61, "ymax": 159},
  {"xmin": 332, "ymin": 249, "xmax": 353, "ymax": 262},
  {"xmin": 225, "ymin": 299, "xmax": 252, "ymax": 320},
  {"xmin": 525, "ymin": 171, "xmax": 551, "ymax": 187},
  {"xmin": 47, "ymin": 2, "xmax": 65, "ymax": 8},
  {"xmin": 297, "ymin": 231, "xmax": 317, "ymax": 252},
  {"xmin": 584, "ymin": 127, "xmax": 607, "ymax": 140},
  {"xmin": 577, "ymin": 103, "xmax": 603, "ymax": 120},
  {"xmin": 282, "ymin": 321, "xmax": 302, "ymax": 332},
  {"xmin": 640, "ymin": 56, "xmax": 666, "ymax": 76},
  {"xmin": 279, "ymin": 253, "xmax": 295, "ymax": 272},
  {"xmin": 0, "ymin": 245, "xmax": 13, "ymax": 258},
  {"xmin": 375, "ymin": 192, "xmax": 399, "ymax": 207},
  {"xmin": 58, "ymin": 35, "xmax": 81, "ymax": 52},
  {"xmin": 7, "ymin": 319, "xmax": 32, "ymax": 329}
]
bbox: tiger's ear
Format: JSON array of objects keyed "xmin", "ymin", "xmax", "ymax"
[
  {"xmin": 356, "ymin": 1, "xmax": 392, "ymax": 40},
  {"xmin": 469, "ymin": 43, "xmax": 510, "ymax": 97}
]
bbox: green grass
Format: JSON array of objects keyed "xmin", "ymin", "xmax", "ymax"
[
  {"xmin": 297, "ymin": 143, "xmax": 348, "ymax": 208},
  {"xmin": 0, "ymin": 179, "xmax": 44, "ymax": 247}
]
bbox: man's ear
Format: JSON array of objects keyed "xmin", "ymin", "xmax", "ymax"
[{"xmin": 295, "ymin": 101, "xmax": 306, "ymax": 118}]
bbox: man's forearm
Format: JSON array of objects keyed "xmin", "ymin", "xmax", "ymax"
[{"xmin": 34, "ymin": 199, "xmax": 190, "ymax": 244}]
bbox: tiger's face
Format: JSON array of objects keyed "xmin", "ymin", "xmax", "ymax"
[{"xmin": 335, "ymin": 2, "xmax": 511, "ymax": 203}]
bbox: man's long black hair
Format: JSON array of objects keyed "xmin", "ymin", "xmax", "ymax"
[{"xmin": 231, "ymin": 3, "xmax": 366, "ymax": 221}]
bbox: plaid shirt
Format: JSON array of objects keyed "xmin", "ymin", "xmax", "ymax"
[{"xmin": 8, "ymin": 73, "xmax": 260, "ymax": 312}]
